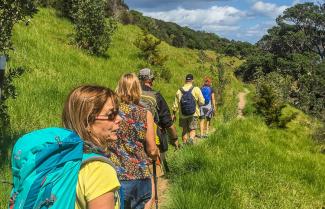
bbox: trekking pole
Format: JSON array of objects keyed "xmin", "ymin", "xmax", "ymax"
[{"xmin": 153, "ymin": 160, "xmax": 158, "ymax": 209}]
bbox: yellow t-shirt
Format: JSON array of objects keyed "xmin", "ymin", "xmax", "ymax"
[{"xmin": 75, "ymin": 161, "xmax": 120, "ymax": 209}]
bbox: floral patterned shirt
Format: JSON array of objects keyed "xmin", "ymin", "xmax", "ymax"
[{"xmin": 107, "ymin": 102, "xmax": 151, "ymax": 180}]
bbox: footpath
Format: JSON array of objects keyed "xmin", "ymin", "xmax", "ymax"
[
  {"xmin": 237, "ymin": 88, "xmax": 249, "ymax": 119},
  {"xmin": 156, "ymin": 89, "xmax": 248, "ymax": 208}
]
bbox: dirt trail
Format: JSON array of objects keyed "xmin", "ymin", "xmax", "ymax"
[
  {"xmin": 155, "ymin": 176, "xmax": 169, "ymax": 208},
  {"xmin": 237, "ymin": 88, "xmax": 249, "ymax": 118}
]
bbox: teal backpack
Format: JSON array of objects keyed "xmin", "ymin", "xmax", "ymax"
[{"xmin": 9, "ymin": 127, "xmax": 121, "ymax": 209}]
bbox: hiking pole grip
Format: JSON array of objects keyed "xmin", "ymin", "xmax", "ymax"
[{"xmin": 153, "ymin": 160, "xmax": 158, "ymax": 209}]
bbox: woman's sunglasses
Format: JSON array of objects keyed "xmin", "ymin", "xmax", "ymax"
[{"xmin": 95, "ymin": 109, "xmax": 119, "ymax": 121}]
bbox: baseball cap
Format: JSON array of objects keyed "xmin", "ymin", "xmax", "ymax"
[
  {"xmin": 185, "ymin": 74, "xmax": 194, "ymax": 81},
  {"xmin": 139, "ymin": 68, "xmax": 154, "ymax": 80}
]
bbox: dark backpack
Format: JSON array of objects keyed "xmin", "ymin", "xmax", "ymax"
[
  {"xmin": 180, "ymin": 87, "xmax": 196, "ymax": 116},
  {"xmin": 201, "ymin": 86, "xmax": 212, "ymax": 105}
]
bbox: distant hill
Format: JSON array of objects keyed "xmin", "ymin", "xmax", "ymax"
[
  {"xmin": 129, "ymin": 10, "xmax": 229, "ymax": 51},
  {"xmin": 103, "ymin": 0, "xmax": 256, "ymax": 58},
  {"xmin": 125, "ymin": 10, "xmax": 256, "ymax": 57}
]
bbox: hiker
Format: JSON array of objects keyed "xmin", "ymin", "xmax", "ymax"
[
  {"xmin": 9, "ymin": 85, "xmax": 122, "ymax": 209},
  {"xmin": 199, "ymin": 77, "xmax": 216, "ymax": 138},
  {"xmin": 172, "ymin": 74, "xmax": 205, "ymax": 145},
  {"xmin": 109, "ymin": 73, "xmax": 159, "ymax": 209},
  {"xmin": 138, "ymin": 68, "xmax": 179, "ymax": 150},
  {"xmin": 63, "ymin": 85, "xmax": 122, "ymax": 209},
  {"xmin": 138, "ymin": 68, "xmax": 179, "ymax": 208}
]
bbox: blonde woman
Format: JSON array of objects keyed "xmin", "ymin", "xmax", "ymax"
[
  {"xmin": 108, "ymin": 73, "xmax": 159, "ymax": 209},
  {"xmin": 62, "ymin": 85, "xmax": 122, "ymax": 209}
]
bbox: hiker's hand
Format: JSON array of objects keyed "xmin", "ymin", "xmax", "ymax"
[
  {"xmin": 151, "ymin": 148, "xmax": 160, "ymax": 161},
  {"xmin": 173, "ymin": 140, "xmax": 180, "ymax": 150},
  {"xmin": 170, "ymin": 137, "xmax": 178, "ymax": 148},
  {"xmin": 171, "ymin": 114, "xmax": 176, "ymax": 122}
]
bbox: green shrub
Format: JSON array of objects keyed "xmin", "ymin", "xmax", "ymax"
[
  {"xmin": 0, "ymin": 67, "xmax": 26, "ymax": 129},
  {"xmin": 134, "ymin": 32, "xmax": 167, "ymax": 66},
  {"xmin": 313, "ymin": 123, "xmax": 325, "ymax": 152},
  {"xmin": 134, "ymin": 31, "xmax": 170, "ymax": 81},
  {"xmin": 254, "ymin": 73, "xmax": 296, "ymax": 127},
  {"xmin": 71, "ymin": 0, "xmax": 117, "ymax": 56},
  {"xmin": 215, "ymin": 56, "xmax": 227, "ymax": 106}
]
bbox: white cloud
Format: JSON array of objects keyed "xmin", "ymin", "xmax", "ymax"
[
  {"xmin": 292, "ymin": 0, "xmax": 319, "ymax": 6},
  {"xmin": 142, "ymin": 6, "xmax": 246, "ymax": 32},
  {"xmin": 241, "ymin": 21, "xmax": 274, "ymax": 38},
  {"xmin": 252, "ymin": 1, "xmax": 289, "ymax": 18}
]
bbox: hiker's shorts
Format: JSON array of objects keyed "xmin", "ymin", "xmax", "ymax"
[
  {"xmin": 199, "ymin": 102, "xmax": 214, "ymax": 120},
  {"xmin": 120, "ymin": 178, "xmax": 152, "ymax": 209},
  {"xmin": 179, "ymin": 116, "xmax": 198, "ymax": 130}
]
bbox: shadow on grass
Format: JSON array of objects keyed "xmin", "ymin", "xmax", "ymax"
[{"xmin": 0, "ymin": 128, "xmax": 23, "ymax": 167}]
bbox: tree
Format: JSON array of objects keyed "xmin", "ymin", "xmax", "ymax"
[
  {"xmin": 277, "ymin": 2, "xmax": 325, "ymax": 60},
  {"xmin": 237, "ymin": 2, "xmax": 325, "ymax": 125},
  {"xmin": 0, "ymin": 0, "xmax": 38, "ymax": 53},
  {"xmin": 0, "ymin": 1, "xmax": 36, "ymax": 130},
  {"xmin": 70, "ymin": 0, "xmax": 117, "ymax": 56}
]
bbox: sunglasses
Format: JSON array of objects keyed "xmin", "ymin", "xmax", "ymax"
[{"xmin": 95, "ymin": 109, "xmax": 119, "ymax": 121}]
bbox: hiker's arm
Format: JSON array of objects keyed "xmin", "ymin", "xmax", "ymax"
[
  {"xmin": 88, "ymin": 192, "xmax": 115, "ymax": 209},
  {"xmin": 171, "ymin": 93, "xmax": 179, "ymax": 121},
  {"xmin": 146, "ymin": 111, "xmax": 159, "ymax": 160},
  {"xmin": 211, "ymin": 92, "xmax": 216, "ymax": 111},
  {"xmin": 167, "ymin": 124, "xmax": 179, "ymax": 148},
  {"xmin": 197, "ymin": 87, "xmax": 205, "ymax": 106}
]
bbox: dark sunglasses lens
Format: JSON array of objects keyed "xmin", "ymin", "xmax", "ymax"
[{"xmin": 107, "ymin": 110, "xmax": 119, "ymax": 120}]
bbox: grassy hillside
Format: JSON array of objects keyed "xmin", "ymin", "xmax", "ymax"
[
  {"xmin": 0, "ymin": 8, "xmax": 220, "ymax": 207},
  {"xmin": 1, "ymin": 7, "xmax": 324, "ymax": 209},
  {"xmin": 166, "ymin": 116, "xmax": 325, "ymax": 208}
]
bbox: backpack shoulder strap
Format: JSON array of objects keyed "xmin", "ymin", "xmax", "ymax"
[
  {"xmin": 179, "ymin": 88, "xmax": 185, "ymax": 94},
  {"xmin": 188, "ymin": 86, "xmax": 194, "ymax": 92},
  {"xmin": 82, "ymin": 153, "xmax": 116, "ymax": 170}
]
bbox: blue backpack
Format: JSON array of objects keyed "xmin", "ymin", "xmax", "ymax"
[
  {"xmin": 180, "ymin": 87, "xmax": 196, "ymax": 116},
  {"xmin": 9, "ymin": 127, "xmax": 120, "ymax": 209},
  {"xmin": 201, "ymin": 86, "xmax": 212, "ymax": 105}
]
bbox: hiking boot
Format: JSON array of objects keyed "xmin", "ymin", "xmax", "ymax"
[
  {"xmin": 196, "ymin": 134, "xmax": 202, "ymax": 139},
  {"xmin": 203, "ymin": 134, "xmax": 208, "ymax": 138}
]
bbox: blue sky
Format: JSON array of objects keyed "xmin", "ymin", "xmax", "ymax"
[{"xmin": 124, "ymin": 0, "xmax": 319, "ymax": 43}]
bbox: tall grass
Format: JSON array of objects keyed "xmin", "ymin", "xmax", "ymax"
[{"xmin": 166, "ymin": 117, "xmax": 325, "ymax": 208}]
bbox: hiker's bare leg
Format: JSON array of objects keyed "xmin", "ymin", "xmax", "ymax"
[
  {"xmin": 205, "ymin": 119, "xmax": 210, "ymax": 135},
  {"xmin": 144, "ymin": 177, "xmax": 155, "ymax": 209},
  {"xmin": 182, "ymin": 127, "xmax": 188, "ymax": 143},
  {"xmin": 189, "ymin": 129, "xmax": 196, "ymax": 140},
  {"xmin": 206, "ymin": 120, "xmax": 210, "ymax": 134},
  {"xmin": 200, "ymin": 119, "xmax": 205, "ymax": 137}
]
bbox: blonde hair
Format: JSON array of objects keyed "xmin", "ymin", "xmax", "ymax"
[
  {"xmin": 116, "ymin": 73, "xmax": 142, "ymax": 104},
  {"xmin": 62, "ymin": 85, "xmax": 118, "ymax": 149}
]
